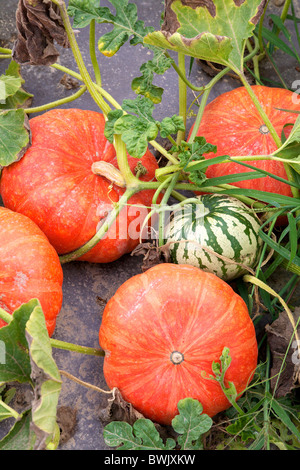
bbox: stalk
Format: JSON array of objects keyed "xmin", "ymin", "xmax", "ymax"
[
  {"xmin": 54, "ymin": 0, "xmax": 110, "ymax": 116},
  {"xmin": 0, "ymin": 398, "xmax": 20, "ymax": 421},
  {"xmin": 24, "ymin": 85, "xmax": 87, "ymax": 114},
  {"xmin": 113, "ymin": 135, "xmax": 140, "ymax": 187},
  {"xmin": 176, "ymin": 52, "xmax": 187, "ymax": 144},
  {"xmin": 59, "ymin": 187, "xmax": 137, "ymax": 263},
  {"xmin": 89, "ymin": 19, "xmax": 102, "ymax": 87},
  {"xmin": 50, "ymin": 338, "xmax": 105, "ymax": 356}
]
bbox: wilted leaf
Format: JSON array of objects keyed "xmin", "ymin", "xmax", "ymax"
[
  {"xmin": 144, "ymin": 0, "xmax": 266, "ymax": 72},
  {"xmin": 0, "ymin": 109, "xmax": 31, "ymax": 168},
  {"xmin": 266, "ymin": 308, "xmax": 300, "ymax": 398},
  {"xmin": 131, "ymin": 242, "xmax": 171, "ymax": 272},
  {"xmin": 13, "ymin": 0, "xmax": 69, "ymax": 66},
  {"xmin": 99, "ymin": 388, "xmax": 145, "ymax": 427}
]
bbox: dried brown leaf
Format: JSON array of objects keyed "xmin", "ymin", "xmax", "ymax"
[
  {"xmin": 266, "ymin": 307, "xmax": 300, "ymax": 398},
  {"xmin": 12, "ymin": 0, "xmax": 69, "ymax": 66},
  {"xmin": 131, "ymin": 242, "xmax": 171, "ymax": 272}
]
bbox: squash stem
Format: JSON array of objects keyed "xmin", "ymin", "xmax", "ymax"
[
  {"xmin": 50, "ymin": 338, "xmax": 105, "ymax": 356},
  {"xmin": 176, "ymin": 52, "xmax": 187, "ymax": 144},
  {"xmin": 56, "ymin": 0, "xmax": 110, "ymax": 116},
  {"xmin": 24, "ymin": 85, "xmax": 87, "ymax": 114},
  {"xmin": 89, "ymin": 19, "xmax": 102, "ymax": 87},
  {"xmin": 59, "ymin": 188, "xmax": 137, "ymax": 263}
]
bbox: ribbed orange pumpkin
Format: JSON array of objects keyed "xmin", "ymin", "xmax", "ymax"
[
  {"xmin": 190, "ymin": 85, "xmax": 300, "ymax": 197},
  {"xmin": 0, "ymin": 207, "xmax": 63, "ymax": 336},
  {"xmin": 99, "ymin": 263, "xmax": 258, "ymax": 425},
  {"xmin": 0, "ymin": 108, "xmax": 160, "ymax": 263}
]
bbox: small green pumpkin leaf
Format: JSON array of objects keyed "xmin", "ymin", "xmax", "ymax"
[
  {"xmin": 0, "ymin": 109, "xmax": 31, "ymax": 168},
  {"xmin": 131, "ymin": 46, "xmax": 173, "ymax": 103},
  {"xmin": 144, "ymin": 0, "xmax": 266, "ymax": 72},
  {"xmin": 172, "ymin": 398, "xmax": 213, "ymax": 450},
  {"xmin": 25, "ymin": 302, "xmax": 62, "ymax": 450},
  {"xmin": 114, "ymin": 114, "xmax": 158, "ymax": 158},
  {"xmin": 160, "ymin": 115, "xmax": 185, "ymax": 138},
  {"xmin": 111, "ymin": 97, "xmax": 159, "ymax": 158},
  {"xmin": 103, "ymin": 418, "xmax": 176, "ymax": 450}
]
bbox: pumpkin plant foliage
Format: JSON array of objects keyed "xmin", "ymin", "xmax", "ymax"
[
  {"xmin": 103, "ymin": 397, "xmax": 213, "ymax": 450},
  {"xmin": 0, "ymin": 0, "xmax": 300, "ymax": 451},
  {"xmin": 0, "ymin": 300, "xmax": 62, "ymax": 450}
]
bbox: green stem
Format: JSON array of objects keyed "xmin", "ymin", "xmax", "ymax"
[
  {"xmin": 238, "ymin": 72, "xmax": 282, "ymax": 147},
  {"xmin": 89, "ymin": 19, "xmax": 102, "ymax": 87},
  {"xmin": 0, "ymin": 308, "xmax": 13, "ymax": 325},
  {"xmin": 51, "ymin": 63, "xmax": 121, "ymax": 110},
  {"xmin": 167, "ymin": 52, "xmax": 205, "ymax": 92},
  {"xmin": 50, "ymin": 338, "xmax": 105, "ymax": 356},
  {"xmin": 188, "ymin": 66, "xmax": 230, "ymax": 143},
  {"xmin": 149, "ymin": 140, "xmax": 179, "ymax": 165},
  {"xmin": 0, "ymin": 54, "xmax": 11, "ymax": 59},
  {"xmin": 0, "ymin": 398, "xmax": 20, "ymax": 421},
  {"xmin": 158, "ymin": 173, "xmax": 181, "ymax": 245},
  {"xmin": 56, "ymin": 0, "xmax": 110, "ymax": 116},
  {"xmin": 0, "ymin": 47, "xmax": 12, "ymax": 54},
  {"xmin": 263, "ymin": 344, "xmax": 271, "ymax": 450},
  {"xmin": 177, "ymin": 52, "xmax": 187, "ymax": 144},
  {"xmin": 114, "ymin": 135, "xmax": 140, "ymax": 187},
  {"xmin": 59, "ymin": 188, "xmax": 137, "ymax": 263},
  {"xmin": 24, "ymin": 85, "xmax": 87, "ymax": 114}
]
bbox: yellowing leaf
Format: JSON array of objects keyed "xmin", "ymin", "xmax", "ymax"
[{"xmin": 144, "ymin": 0, "xmax": 266, "ymax": 72}]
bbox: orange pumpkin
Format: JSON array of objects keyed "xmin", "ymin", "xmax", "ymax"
[
  {"xmin": 0, "ymin": 207, "xmax": 63, "ymax": 336},
  {"xmin": 190, "ymin": 85, "xmax": 300, "ymax": 197},
  {"xmin": 0, "ymin": 108, "xmax": 160, "ymax": 263},
  {"xmin": 99, "ymin": 263, "xmax": 258, "ymax": 425}
]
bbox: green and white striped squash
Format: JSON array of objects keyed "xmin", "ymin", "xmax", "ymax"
[{"xmin": 164, "ymin": 194, "xmax": 262, "ymax": 281}]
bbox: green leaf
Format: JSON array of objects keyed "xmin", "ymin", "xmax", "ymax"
[
  {"xmin": 0, "ymin": 302, "xmax": 34, "ymax": 384},
  {"xmin": 108, "ymin": 97, "xmax": 158, "ymax": 157},
  {"xmin": 172, "ymin": 398, "xmax": 213, "ymax": 450},
  {"xmin": 0, "ymin": 61, "xmax": 33, "ymax": 110},
  {"xmin": 114, "ymin": 114, "xmax": 158, "ymax": 157},
  {"xmin": 0, "ymin": 109, "xmax": 31, "ymax": 168},
  {"xmin": 103, "ymin": 418, "xmax": 176, "ymax": 450},
  {"xmin": 0, "ymin": 411, "xmax": 33, "ymax": 450},
  {"xmin": 160, "ymin": 115, "xmax": 185, "ymax": 138},
  {"xmin": 144, "ymin": 0, "xmax": 266, "ymax": 71},
  {"xmin": 0, "ymin": 75, "xmax": 22, "ymax": 101},
  {"xmin": 131, "ymin": 45, "xmax": 173, "ymax": 103},
  {"xmin": 68, "ymin": 0, "xmax": 154, "ymax": 56},
  {"xmin": 25, "ymin": 302, "xmax": 62, "ymax": 450},
  {"xmin": 104, "ymin": 109, "xmax": 124, "ymax": 143}
]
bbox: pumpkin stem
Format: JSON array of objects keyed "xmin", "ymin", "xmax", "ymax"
[{"xmin": 91, "ymin": 161, "xmax": 126, "ymax": 188}]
